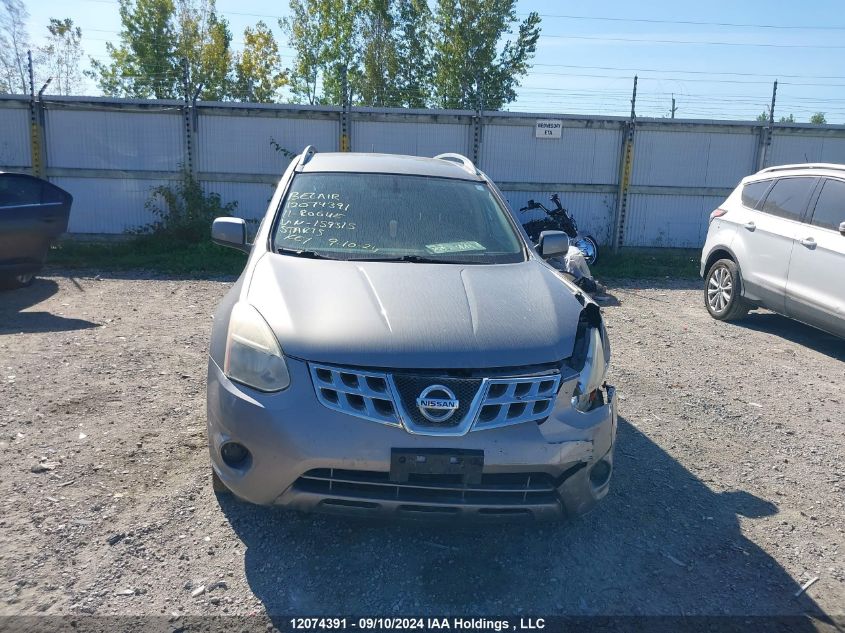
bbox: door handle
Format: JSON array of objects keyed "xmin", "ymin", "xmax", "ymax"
[
  {"xmin": 744, "ymin": 221, "xmax": 756, "ymax": 231},
  {"xmin": 799, "ymin": 237, "xmax": 816, "ymax": 249}
]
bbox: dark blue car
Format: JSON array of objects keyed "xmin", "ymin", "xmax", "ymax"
[{"xmin": 0, "ymin": 172, "xmax": 72, "ymax": 289}]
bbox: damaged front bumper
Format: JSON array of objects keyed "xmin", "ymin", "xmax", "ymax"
[{"xmin": 207, "ymin": 358, "xmax": 617, "ymax": 521}]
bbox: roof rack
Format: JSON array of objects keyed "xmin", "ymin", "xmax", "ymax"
[
  {"xmin": 295, "ymin": 145, "xmax": 317, "ymax": 170},
  {"xmin": 433, "ymin": 152, "xmax": 479, "ymax": 176},
  {"xmin": 758, "ymin": 162, "xmax": 845, "ymax": 175}
]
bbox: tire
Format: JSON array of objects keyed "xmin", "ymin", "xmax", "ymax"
[
  {"xmin": 0, "ymin": 273, "xmax": 35, "ymax": 290},
  {"xmin": 705, "ymin": 258, "xmax": 749, "ymax": 321},
  {"xmin": 211, "ymin": 468, "xmax": 231, "ymax": 495},
  {"xmin": 578, "ymin": 236, "xmax": 599, "ymax": 266}
]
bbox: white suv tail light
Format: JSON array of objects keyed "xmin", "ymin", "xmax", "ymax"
[{"xmin": 709, "ymin": 208, "xmax": 728, "ymax": 223}]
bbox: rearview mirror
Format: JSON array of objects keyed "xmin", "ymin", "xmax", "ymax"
[
  {"xmin": 840, "ymin": 221, "xmax": 845, "ymax": 236},
  {"xmin": 537, "ymin": 230, "xmax": 569, "ymax": 259},
  {"xmin": 212, "ymin": 217, "xmax": 249, "ymax": 252}
]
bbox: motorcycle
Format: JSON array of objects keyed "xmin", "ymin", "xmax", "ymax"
[{"xmin": 519, "ymin": 193, "xmax": 599, "ymax": 266}]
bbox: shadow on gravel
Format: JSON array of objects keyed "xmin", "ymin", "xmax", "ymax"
[
  {"xmin": 735, "ymin": 312, "xmax": 845, "ymax": 361},
  {"xmin": 0, "ymin": 278, "xmax": 99, "ymax": 335},
  {"xmin": 218, "ymin": 418, "xmax": 830, "ymax": 626}
]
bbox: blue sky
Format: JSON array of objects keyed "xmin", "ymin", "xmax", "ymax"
[{"xmin": 23, "ymin": 0, "xmax": 845, "ymax": 122}]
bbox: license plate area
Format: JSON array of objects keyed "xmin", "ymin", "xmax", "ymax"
[{"xmin": 390, "ymin": 449, "xmax": 484, "ymax": 485}]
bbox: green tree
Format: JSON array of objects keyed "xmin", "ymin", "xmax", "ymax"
[
  {"xmin": 88, "ymin": 0, "xmax": 179, "ymax": 98},
  {"xmin": 174, "ymin": 0, "xmax": 233, "ymax": 101},
  {"xmin": 810, "ymin": 112, "xmax": 827, "ymax": 125},
  {"xmin": 88, "ymin": 0, "xmax": 232, "ymax": 100},
  {"xmin": 37, "ymin": 18, "xmax": 83, "ymax": 95},
  {"xmin": 359, "ymin": 0, "xmax": 401, "ymax": 107},
  {"xmin": 394, "ymin": 0, "xmax": 432, "ymax": 107},
  {"xmin": 283, "ymin": 0, "xmax": 422, "ymax": 107},
  {"xmin": 234, "ymin": 21, "xmax": 287, "ymax": 102},
  {"xmin": 430, "ymin": 0, "xmax": 540, "ymax": 110},
  {"xmin": 283, "ymin": 0, "xmax": 367, "ymax": 106},
  {"xmin": 282, "ymin": 0, "xmax": 322, "ymax": 104},
  {"xmin": 0, "ymin": 0, "xmax": 30, "ymax": 94},
  {"xmin": 756, "ymin": 110, "xmax": 770, "ymax": 123},
  {"xmin": 314, "ymin": 0, "xmax": 362, "ymax": 106},
  {"xmin": 779, "ymin": 113, "xmax": 795, "ymax": 123}
]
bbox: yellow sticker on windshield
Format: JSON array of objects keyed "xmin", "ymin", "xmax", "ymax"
[{"xmin": 425, "ymin": 241, "xmax": 486, "ymax": 254}]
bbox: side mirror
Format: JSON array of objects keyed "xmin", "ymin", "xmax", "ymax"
[
  {"xmin": 537, "ymin": 230, "xmax": 569, "ymax": 259},
  {"xmin": 212, "ymin": 217, "xmax": 249, "ymax": 251},
  {"xmin": 840, "ymin": 221, "xmax": 845, "ymax": 236}
]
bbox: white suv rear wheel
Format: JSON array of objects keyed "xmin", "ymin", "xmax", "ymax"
[{"xmin": 705, "ymin": 259, "xmax": 749, "ymax": 321}]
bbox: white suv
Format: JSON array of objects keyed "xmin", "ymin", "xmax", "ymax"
[{"xmin": 701, "ymin": 163, "xmax": 845, "ymax": 338}]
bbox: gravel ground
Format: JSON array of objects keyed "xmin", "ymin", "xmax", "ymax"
[{"xmin": 0, "ymin": 272, "xmax": 843, "ymax": 627}]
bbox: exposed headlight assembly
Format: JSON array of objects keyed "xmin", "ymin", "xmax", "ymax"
[
  {"xmin": 224, "ymin": 302, "xmax": 290, "ymax": 392},
  {"xmin": 571, "ymin": 306, "xmax": 610, "ymax": 412}
]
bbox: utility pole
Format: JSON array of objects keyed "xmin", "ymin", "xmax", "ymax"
[
  {"xmin": 472, "ymin": 67, "xmax": 483, "ymax": 166},
  {"xmin": 758, "ymin": 80, "xmax": 778, "ymax": 170},
  {"xmin": 181, "ymin": 57, "xmax": 195, "ymax": 177},
  {"xmin": 27, "ymin": 50, "xmax": 46, "ymax": 179},
  {"xmin": 339, "ymin": 65, "xmax": 350, "ymax": 152},
  {"xmin": 670, "ymin": 94, "xmax": 677, "ymax": 119},
  {"xmin": 613, "ymin": 75, "xmax": 638, "ymax": 252},
  {"xmin": 769, "ymin": 80, "xmax": 778, "ymax": 127},
  {"xmin": 630, "ymin": 75, "xmax": 638, "ymax": 120},
  {"xmin": 27, "ymin": 50, "xmax": 34, "ymax": 98}
]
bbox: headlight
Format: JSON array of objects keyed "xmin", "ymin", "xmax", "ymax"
[
  {"xmin": 571, "ymin": 325, "xmax": 608, "ymax": 412},
  {"xmin": 224, "ymin": 302, "xmax": 290, "ymax": 392}
]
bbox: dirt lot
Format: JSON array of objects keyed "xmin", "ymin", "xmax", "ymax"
[{"xmin": 1, "ymin": 272, "xmax": 843, "ymax": 627}]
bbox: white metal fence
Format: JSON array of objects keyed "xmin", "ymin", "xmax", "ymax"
[{"xmin": 3, "ymin": 94, "xmax": 845, "ymax": 247}]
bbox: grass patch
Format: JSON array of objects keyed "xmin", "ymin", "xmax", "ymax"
[
  {"xmin": 591, "ymin": 248, "xmax": 700, "ymax": 280},
  {"xmin": 47, "ymin": 239, "xmax": 700, "ymax": 281},
  {"xmin": 47, "ymin": 237, "xmax": 247, "ymax": 276}
]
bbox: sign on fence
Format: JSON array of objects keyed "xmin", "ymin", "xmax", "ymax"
[{"xmin": 535, "ymin": 120, "xmax": 563, "ymax": 139}]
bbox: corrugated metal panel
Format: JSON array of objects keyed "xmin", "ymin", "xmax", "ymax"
[
  {"xmin": 769, "ymin": 133, "xmax": 845, "ymax": 165},
  {"xmin": 201, "ymin": 180, "xmax": 278, "ymax": 221},
  {"xmin": 632, "ymin": 130, "xmax": 757, "ymax": 187},
  {"xmin": 502, "ymin": 190, "xmax": 617, "ymax": 245},
  {"xmin": 819, "ymin": 137, "xmax": 845, "ymax": 163},
  {"xmin": 624, "ymin": 193, "xmax": 724, "ymax": 247},
  {"xmin": 350, "ymin": 120, "xmax": 470, "ymax": 157},
  {"xmin": 0, "ymin": 99, "xmax": 839, "ymax": 244},
  {"xmin": 0, "ymin": 105, "xmax": 31, "ymax": 167},
  {"xmin": 481, "ymin": 124, "xmax": 622, "ymax": 184},
  {"xmin": 198, "ymin": 114, "xmax": 338, "ymax": 174},
  {"xmin": 46, "ymin": 109, "xmax": 183, "ymax": 170},
  {"xmin": 53, "ymin": 176, "xmax": 172, "ymax": 233}
]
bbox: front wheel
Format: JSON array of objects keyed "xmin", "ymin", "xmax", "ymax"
[
  {"xmin": 705, "ymin": 259, "xmax": 749, "ymax": 321},
  {"xmin": 0, "ymin": 273, "xmax": 35, "ymax": 290},
  {"xmin": 575, "ymin": 236, "xmax": 599, "ymax": 266}
]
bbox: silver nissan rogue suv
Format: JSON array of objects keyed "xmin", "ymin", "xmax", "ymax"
[{"xmin": 206, "ymin": 148, "xmax": 617, "ymax": 520}]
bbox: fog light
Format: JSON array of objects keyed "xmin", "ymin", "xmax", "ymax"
[
  {"xmin": 221, "ymin": 441, "xmax": 251, "ymax": 468},
  {"xmin": 589, "ymin": 458, "xmax": 612, "ymax": 489}
]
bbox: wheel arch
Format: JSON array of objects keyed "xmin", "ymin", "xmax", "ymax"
[
  {"xmin": 704, "ymin": 245, "xmax": 739, "ymax": 277},
  {"xmin": 703, "ymin": 245, "xmax": 756, "ymax": 305}
]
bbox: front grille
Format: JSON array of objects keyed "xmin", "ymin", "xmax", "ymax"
[
  {"xmin": 308, "ymin": 362, "xmax": 564, "ymax": 436},
  {"xmin": 475, "ymin": 375, "xmax": 561, "ymax": 430},
  {"xmin": 296, "ymin": 468, "xmax": 558, "ymax": 505},
  {"xmin": 310, "ymin": 364, "xmax": 400, "ymax": 426},
  {"xmin": 392, "ymin": 374, "xmax": 482, "ymax": 428}
]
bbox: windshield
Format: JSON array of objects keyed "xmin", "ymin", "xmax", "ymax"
[{"xmin": 272, "ymin": 172, "xmax": 525, "ymax": 264}]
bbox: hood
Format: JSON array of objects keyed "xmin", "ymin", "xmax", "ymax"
[{"xmin": 247, "ymin": 253, "xmax": 584, "ymax": 369}]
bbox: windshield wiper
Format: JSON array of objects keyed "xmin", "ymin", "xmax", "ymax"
[
  {"xmin": 276, "ymin": 248, "xmax": 337, "ymax": 260},
  {"xmin": 349, "ymin": 254, "xmax": 461, "ymax": 264}
]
